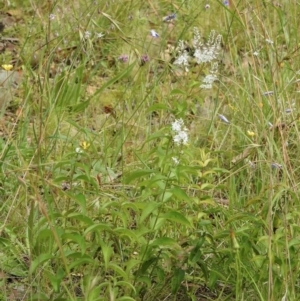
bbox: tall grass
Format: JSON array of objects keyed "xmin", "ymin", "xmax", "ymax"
[{"xmin": 1, "ymin": 0, "xmax": 300, "ymax": 300}]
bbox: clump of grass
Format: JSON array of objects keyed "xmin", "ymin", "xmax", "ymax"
[{"xmin": 1, "ymin": 0, "xmax": 300, "ymax": 300}]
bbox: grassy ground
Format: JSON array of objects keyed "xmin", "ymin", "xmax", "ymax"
[{"xmin": 1, "ymin": 0, "xmax": 300, "ymax": 300}]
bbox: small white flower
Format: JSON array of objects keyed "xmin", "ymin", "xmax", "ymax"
[
  {"xmin": 96, "ymin": 32, "xmax": 105, "ymax": 39},
  {"xmin": 218, "ymin": 114, "xmax": 230, "ymax": 124},
  {"xmin": 49, "ymin": 14, "xmax": 56, "ymax": 21},
  {"xmin": 173, "ymin": 131, "xmax": 189, "ymax": 145},
  {"xmin": 200, "ymin": 73, "xmax": 218, "ymax": 89},
  {"xmin": 265, "ymin": 38, "xmax": 274, "ymax": 44},
  {"xmin": 271, "ymin": 163, "xmax": 282, "ymax": 169},
  {"xmin": 205, "ymin": 4, "xmax": 210, "ymax": 9},
  {"xmin": 174, "ymin": 51, "xmax": 189, "ymax": 72},
  {"xmin": 193, "ymin": 28, "xmax": 222, "ymax": 64},
  {"xmin": 172, "ymin": 118, "xmax": 185, "ymax": 132},
  {"xmin": 245, "ymin": 159, "xmax": 256, "ymax": 169},
  {"xmin": 174, "ymin": 40, "xmax": 189, "ymax": 72},
  {"xmin": 262, "ymin": 91, "xmax": 274, "ymax": 96},
  {"xmin": 150, "ymin": 29, "xmax": 159, "ymax": 38},
  {"xmin": 253, "ymin": 51, "xmax": 259, "ymax": 56},
  {"xmin": 171, "ymin": 118, "xmax": 189, "ymax": 145},
  {"xmin": 84, "ymin": 31, "xmax": 91, "ymax": 39},
  {"xmin": 172, "ymin": 157, "xmax": 180, "ymax": 165},
  {"xmin": 200, "ymin": 62, "xmax": 219, "ymax": 89},
  {"xmin": 76, "ymin": 147, "xmax": 83, "ymax": 153}
]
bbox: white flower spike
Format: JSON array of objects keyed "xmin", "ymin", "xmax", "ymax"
[
  {"xmin": 193, "ymin": 28, "xmax": 222, "ymax": 64},
  {"xmin": 174, "ymin": 40, "xmax": 189, "ymax": 72},
  {"xmin": 171, "ymin": 118, "xmax": 189, "ymax": 145}
]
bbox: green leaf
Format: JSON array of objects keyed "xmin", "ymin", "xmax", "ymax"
[
  {"xmin": 74, "ymin": 174, "xmax": 91, "ymax": 182},
  {"xmin": 47, "ymin": 267, "xmax": 65, "ymax": 293},
  {"xmin": 171, "ymin": 268, "xmax": 185, "ymax": 294},
  {"xmin": 252, "ymin": 255, "xmax": 266, "ymax": 268},
  {"xmin": 74, "ymin": 193, "xmax": 86, "ymax": 214},
  {"xmin": 116, "ymin": 281, "xmax": 136, "ymax": 294},
  {"xmin": 84, "ymin": 223, "xmax": 111, "ymax": 236},
  {"xmin": 108, "ymin": 262, "xmax": 128, "ymax": 280},
  {"xmin": 142, "ymin": 128, "xmax": 168, "ymax": 144},
  {"xmin": 156, "ymin": 266, "xmax": 165, "ymax": 282},
  {"xmin": 0, "ymin": 237, "xmax": 10, "ymax": 246},
  {"xmin": 99, "ymin": 241, "xmax": 113, "ymax": 270},
  {"xmin": 170, "ymin": 88, "xmax": 186, "ymax": 95},
  {"xmin": 34, "ymin": 228, "xmax": 55, "ymax": 254},
  {"xmin": 88, "ymin": 62, "xmax": 135, "ymax": 100},
  {"xmin": 169, "ymin": 187, "xmax": 191, "ymax": 203},
  {"xmin": 124, "ymin": 169, "xmax": 155, "ymax": 184},
  {"xmin": 114, "ymin": 228, "xmax": 138, "ymax": 241},
  {"xmin": 137, "ymin": 257, "xmax": 157, "ymax": 275},
  {"xmin": 135, "ymin": 275, "xmax": 151, "ymax": 287},
  {"xmin": 225, "ymin": 213, "xmax": 261, "ymax": 225},
  {"xmin": 150, "ymin": 237, "xmax": 180, "ymax": 248},
  {"xmin": 209, "ymin": 267, "xmax": 228, "ymax": 288},
  {"xmin": 161, "ymin": 191, "xmax": 173, "ymax": 202},
  {"xmin": 125, "ymin": 259, "xmax": 140, "ymax": 274},
  {"xmin": 288, "ymin": 238, "xmax": 300, "ymax": 248},
  {"xmin": 66, "ymin": 213, "xmax": 94, "ymax": 226},
  {"xmin": 146, "ymin": 103, "xmax": 169, "ymax": 113},
  {"xmin": 35, "ymin": 228, "xmax": 53, "ymax": 243},
  {"xmin": 139, "ymin": 202, "xmax": 161, "ymax": 224},
  {"xmin": 30, "ymin": 253, "xmax": 53, "ymax": 274},
  {"xmin": 61, "ymin": 232, "xmax": 86, "ymax": 255},
  {"xmin": 162, "ymin": 210, "xmax": 192, "ymax": 227},
  {"xmin": 69, "ymin": 100, "xmax": 90, "ymax": 113},
  {"xmin": 86, "ymin": 286, "xmax": 101, "ymax": 301},
  {"xmin": 68, "ymin": 256, "xmax": 94, "ymax": 270},
  {"xmin": 197, "ymin": 259, "xmax": 209, "ymax": 280},
  {"xmin": 0, "ymin": 253, "xmax": 27, "ymax": 277}
]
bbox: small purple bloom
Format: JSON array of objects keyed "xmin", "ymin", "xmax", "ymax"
[
  {"xmin": 285, "ymin": 108, "xmax": 293, "ymax": 114},
  {"xmin": 118, "ymin": 54, "xmax": 129, "ymax": 63},
  {"xmin": 140, "ymin": 54, "xmax": 150, "ymax": 65},
  {"xmin": 163, "ymin": 13, "xmax": 176, "ymax": 22},
  {"xmin": 223, "ymin": 0, "xmax": 230, "ymax": 7},
  {"xmin": 271, "ymin": 163, "xmax": 282, "ymax": 169}
]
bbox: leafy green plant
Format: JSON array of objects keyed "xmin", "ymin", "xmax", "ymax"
[{"xmin": 2, "ymin": 1, "xmax": 300, "ymax": 300}]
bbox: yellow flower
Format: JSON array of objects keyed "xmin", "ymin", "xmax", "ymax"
[
  {"xmin": 2, "ymin": 64, "xmax": 13, "ymax": 71},
  {"xmin": 229, "ymin": 104, "xmax": 238, "ymax": 112},
  {"xmin": 80, "ymin": 141, "xmax": 90, "ymax": 150},
  {"xmin": 247, "ymin": 130, "xmax": 255, "ymax": 137}
]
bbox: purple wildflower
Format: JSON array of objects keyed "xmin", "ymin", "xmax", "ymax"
[{"xmin": 118, "ymin": 54, "xmax": 129, "ymax": 63}]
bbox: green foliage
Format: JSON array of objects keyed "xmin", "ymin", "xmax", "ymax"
[{"xmin": 1, "ymin": 0, "xmax": 300, "ymax": 300}]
